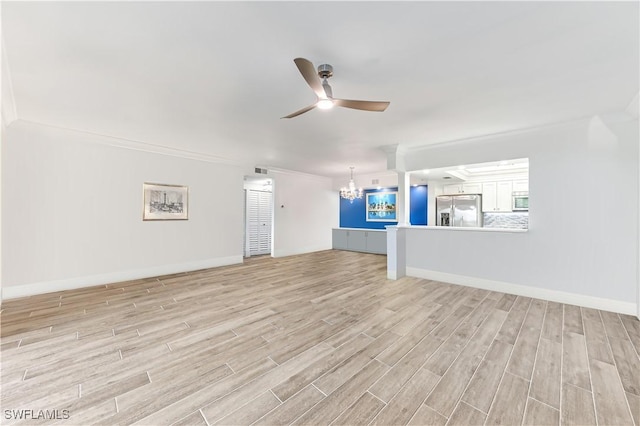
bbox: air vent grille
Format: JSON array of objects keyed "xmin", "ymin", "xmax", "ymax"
[
  {"xmin": 254, "ymin": 167, "xmax": 268, "ymax": 175},
  {"xmin": 372, "ymin": 179, "xmax": 379, "ymax": 185}
]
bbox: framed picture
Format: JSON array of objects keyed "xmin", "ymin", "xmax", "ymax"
[
  {"xmin": 366, "ymin": 191, "xmax": 398, "ymax": 222},
  {"xmin": 143, "ymin": 182, "xmax": 189, "ymax": 221}
]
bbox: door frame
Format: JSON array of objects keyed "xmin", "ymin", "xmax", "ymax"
[{"xmin": 243, "ymin": 176, "xmax": 273, "ymax": 258}]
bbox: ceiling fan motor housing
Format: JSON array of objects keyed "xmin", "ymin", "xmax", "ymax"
[{"xmin": 317, "ymin": 64, "xmax": 333, "ymax": 79}]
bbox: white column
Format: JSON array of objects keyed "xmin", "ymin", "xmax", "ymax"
[
  {"xmin": 396, "ymin": 171, "xmax": 411, "ymax": 226},
  {"xmin": 386, "ymin": 226, "xmax": 406, "ymax": 280},
  {"xmin": 380, "ymin": 144, "xmax": 410, "ymax": 281}
]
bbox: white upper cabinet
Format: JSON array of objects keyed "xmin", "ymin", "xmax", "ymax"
[
  {"xmin": 442, "ymin": 182, "xmax": 483, "ymax": 195},
  {"xmin": 462, "ymin": 183, "xmax": 482, "ymax": 194},
  {"xmin": 444, "ymin": 177, "xmax": 527, "ymax": 213},
  {"xmin": 443, "ymin": 184, "xmax": 461, "ymax": 194},
  {"xmin": 482, "ymin": 181, "xmax": 513, "ymax": 212},
  {"xmin": 496, "ymin": 181, "xmax": 513, "ymax": 211},
  {"xmin": 482, "ymin": 182, "xmax": 497, "ymax": 212},
  {"xmin": 513, "ymin": 180, "xmax": 529, "ymax": 192}
]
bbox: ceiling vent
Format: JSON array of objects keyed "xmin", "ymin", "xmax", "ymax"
[
  {"xmin": 254, "ymin": 167, "xmax": 268, "ymax": 175},
  {"xmin": 372, "ymin": 179, "xmax": 380, "ymax": 185}
]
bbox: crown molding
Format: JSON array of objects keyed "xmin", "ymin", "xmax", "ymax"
[
  {"xmin": 401, "ymin": 111, "xmax": 637, "ymax": 159},
  {"xmin": 17, "ymin": 120, "xmax": 242, "ymax": 166},
  {"xmin": 261, "ymin": 166, "xmax": 333, "ymax": 181}
]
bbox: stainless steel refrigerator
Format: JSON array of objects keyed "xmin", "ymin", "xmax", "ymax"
[{"xmin": 436, "ymin": 194, "xmax": 483, "ymax": 227}]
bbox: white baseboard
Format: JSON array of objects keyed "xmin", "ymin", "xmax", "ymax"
[
  {"xmin": 406, "ymin": 267, "xmax": 637, "ymax": 316},
  {"xmin": 1, "ymin": 255, "xmax": 243, "ymax": 300},
  {"xmin": 272, "ymin": 244, "xmax": 332, "ymax": 258}
]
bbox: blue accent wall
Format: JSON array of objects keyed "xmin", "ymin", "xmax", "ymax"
[
  {"xmin": 410, "ymin": 185, "xmax": 428, "ymax": 226},
  {"xmin": 339, "ymin": 185, "xmax": 428, "ymax": 229}
]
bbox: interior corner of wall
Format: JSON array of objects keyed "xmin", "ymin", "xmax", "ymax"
[
  {"xmin": 587, "ymin": 115, "xmax": 618, "ymax": 152},
  {"xmin": 2, "ymin": 40, "xmax": 19, "ymax": 127},
  {"xmin": 1, "ymin": 111, "xmax": 17, "ymax": 130},
  {"xmin": 625, "ymin": 91, "xmax": 639, "ymax": 118}
]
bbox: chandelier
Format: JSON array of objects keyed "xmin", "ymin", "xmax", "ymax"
[{"xmin": 340, "ymin": 167, "xmax": 363, "ymax": 203}]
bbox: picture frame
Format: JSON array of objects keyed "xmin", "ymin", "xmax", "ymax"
[
  {"xmin": 366, "ymin": 191, "xmax": 398, "ymax": 222},
  {"xmin": 143, "ymin": 182, "xmax": 189, "ymax": 221}
]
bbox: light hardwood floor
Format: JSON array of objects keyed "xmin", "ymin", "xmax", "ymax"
[{"xmin": 1, "ymin": 250, "xmax": 639, "ymax": 425}]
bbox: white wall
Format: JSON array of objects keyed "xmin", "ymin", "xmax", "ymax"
[
  {"xmin": 2, "ymin": 36, "xmax": 18, "ymax": 296},
  {"xmin": 272, "ymin": 169, "xmax": 337, "ymax": 257},
  {"xmin": 401, "ymin": 116, "xmax": 639, "ymax": 314},
  {"xmin": 2, "ymin": 121, "xmax": 245, "ymax": 298},
  {"xmin": 331, "ymin": 170, "xmax": 398, "ymax": 191}
]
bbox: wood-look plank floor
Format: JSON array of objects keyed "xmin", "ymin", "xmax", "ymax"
[{"xmin": 1, "ymin": 250, "xmax": 639, "ymax": 425}]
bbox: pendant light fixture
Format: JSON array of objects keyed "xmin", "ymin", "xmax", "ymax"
[{"xmin": 340, "ymin": 166, "xmax": 363, "ymax": 203}]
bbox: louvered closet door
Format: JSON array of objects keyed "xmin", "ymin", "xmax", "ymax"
[{"xmin": 247, "ymin": 189, "xmax": 272, "ymax": 256}]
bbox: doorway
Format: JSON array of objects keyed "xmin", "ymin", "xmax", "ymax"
[{"xmin": 243, "ymin": 177, "xmax": 273, "ymax": 257}]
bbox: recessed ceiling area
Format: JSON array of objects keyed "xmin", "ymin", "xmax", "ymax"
[
  {"xmin": 2, "ymin": 2, "xmax": 638, "ymax": 177},
  {"xmin": 411, "ymin": 158, "xmax": 529, "ymax": 185}
]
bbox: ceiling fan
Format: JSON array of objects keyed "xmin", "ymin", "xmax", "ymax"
[{"xmin": 282, "ymin": 58, "xmax": 390, "ymax": 119}]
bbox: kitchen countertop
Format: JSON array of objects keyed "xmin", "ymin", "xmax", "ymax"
[
  {"xmin": 387, "ymin": 225, "xmax": 528, "ymax": 233},
  {"xmin": 333, "ymin": 227, "xmax": 386, "ymax": 232}
]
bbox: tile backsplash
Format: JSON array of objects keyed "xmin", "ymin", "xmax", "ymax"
[{"xmin": 483, "ymin": 212, "xmax": 529, "ymax": 229}]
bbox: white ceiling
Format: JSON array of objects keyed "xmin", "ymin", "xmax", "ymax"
[
  {"xmin": 2, "ymin": 2, "xmax": 638, "ymax": 178},
  {"xmin": 412, "ymin": 158, "xmax": 529, "ymax": 185}
]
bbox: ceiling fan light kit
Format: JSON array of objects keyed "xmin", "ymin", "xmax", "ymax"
[
  {"xmin": 282, "ymin": 58, "xmax": 390, "ymax": 119},
  {"xmin": 317, "ymin": 99, "xmax": 334, "ymax": 110}
]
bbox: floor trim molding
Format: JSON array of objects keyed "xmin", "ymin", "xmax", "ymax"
[
  {"xmin": 406, "ymin": 267, "xmax": 637, "ymax": 316},
  {"xmin": 1, "ymin": 255, "xmax": 243, "ymax": 300},
  {"xmin": 272, "ymin": 245, "xmax": 332, "ymax": 258}
]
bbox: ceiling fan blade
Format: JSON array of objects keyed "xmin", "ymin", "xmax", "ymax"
[
  {"xmin": 294, "ymin": 58, "xmax": 327, "ymax": 99},
  {"xmin": 281, "ymin": 104, "xmax": 317, "ymax": 119},
  {"xmin": 333, "ymin": 99, "xmax": 390, "ymax": 112}
]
